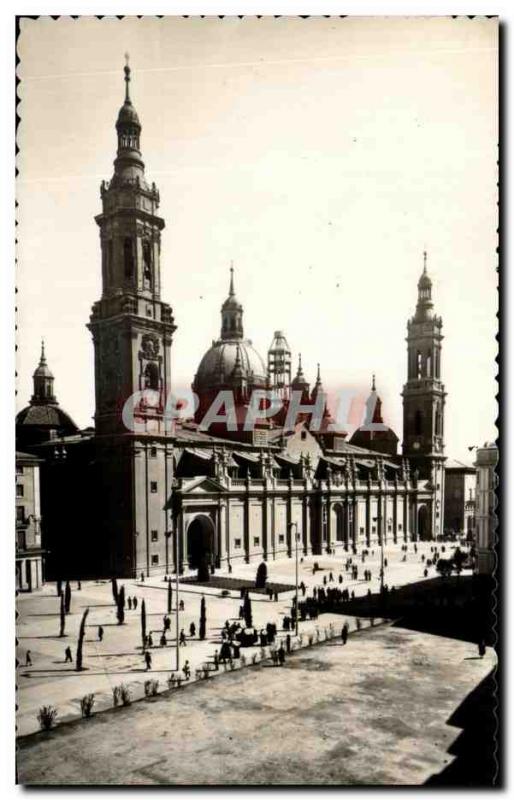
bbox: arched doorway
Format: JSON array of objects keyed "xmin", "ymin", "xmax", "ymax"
[
  {"xmin": 187, "ymin": 515, "xmax": 216, "ymax": 574},
  {"xmin": 417, "ymin": 505, "xmax": 430, "ymax": 541}
]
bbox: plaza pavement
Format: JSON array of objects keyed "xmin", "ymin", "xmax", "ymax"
[
  {"xmin": 17, "ymin": 540, "xmax": 468, "ymax": 738},
  {"xmin": 17, "ymin": 624, "xmax": 495, "ymax": 785}
]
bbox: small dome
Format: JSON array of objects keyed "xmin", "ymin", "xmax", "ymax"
[
  {"xmin": 16, "ymin": 404, "xmax": 78, "ymax": 431},
  {"xmin": 193, "ymin": 339, "xmax": 267, "ymax": 393},
  {"xmin": 33, "ymin": 362, "xmax": 54, "ymax": 379},
  {"xmin": 116, "ymin": 100, "xmax": 141, "ymax": 129},
  {"xmin": 418, "ymin": 270, "xmax": 432, "ymax": 291}
]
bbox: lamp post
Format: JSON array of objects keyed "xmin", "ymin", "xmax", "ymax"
[
  {"xmin": 175, "ymin": 525, "xmax": 180, "ymax": 673},
  {"xmin": 289, "ymin": 522, "xmax": 299, "ymax": 636}
]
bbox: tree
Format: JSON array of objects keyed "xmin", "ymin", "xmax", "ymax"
[
  {"xmin": 141, "ymin": 599, "xmax": 147, "ymax": 648},
  {"xmin": 75, "ymin": 608, "xmax": 89, "ymax": 671},
  {"xmin": 111, "ymin": 577, "xmax": 118, "ymax": 605},
  {"xmin": 244, "ymin": 592, "xmax": 253, "ymax": 628},
  {"xmin": 199, "ymin": 595, "xmax": 206, "ymax": 640},
  {"xmin": 59, "ymin": 593, "xmax": 66, "ymax": 637},
  {"xmin": 64, "ymin": 580, "xmax": 72, "ymax": 614},
  {"xmin": 167, "ymin": 579, "xmax": 172, "ymax": 614},
  {"xmin": 255, "ymin": 562, "xmax": 268, "ymax": 589}
]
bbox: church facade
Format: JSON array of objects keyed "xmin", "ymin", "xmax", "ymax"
[{"xmin": 16, "ymin": 65, "xmax": 447, "ymax": 580}]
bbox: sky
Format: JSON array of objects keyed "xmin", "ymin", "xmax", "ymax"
[{"xmin": 16, "ymin": 15, "xmax": 498, "ymax": 462}]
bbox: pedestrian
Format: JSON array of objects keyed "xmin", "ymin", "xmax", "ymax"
[
  {"xmin": 341, "ymin": 623, "xmax": 348, "ymax": 645},
  {"xmin": 278, "ymin": 644, "xmax": 286, "ymax": 666},
  {"xmin": 77, "ymin": 580, "xmax": 81, "ymax": 590},
  {"xmin": 286, "ymin": 634, "xmax": 291, "ymax": 654},
  {"xmin": 25, "ymin": 650, "xmax": 32, "ymax": 667},
  {"xmin": 323, "ymin": 575, "xmax": 327, "ymax": 586},
  {"xmin": 133, "ymin": 596, "xmax": 138, "ymax": 610},
  {"xmin": 128, "ymin": 597, "xmax": 132, "ymax": 610},
  {"xmin": 384, "ymin": 558, "xmax": 388, "ymax": 568},
  {"xmin": 424, "ymin": 568, "xmax": 428, "ymax": 578},
  {"xmin": 183, "ymin": 660, "xmax": 191, "ymax": 680},
  {"xmin": 214, "ymin": 650, "xmax": 219, "ymax": 671},
  {"xmin": 179, "ymin": 599, "xmax": 185, "ymax": 611},
  {"xmin": 228, "ymin": 564, "xmax": 233, "ymax": 574},
  {"xmin": 339, "ymin": 574, "xmax": 343, "ymax": 584},
  {"xmin": 148, "ymin": 633, "xmax": 153, "ymax": 647},
  {"xmin": 329, "ymin": 572, "xmax": 334, "ymax": 582},
  {"xmin": 351, "ymin": 590, "xmax": 355, "ymax": 600},
  {"xmin": 98, "ymin": 625, "xmax": 104, "ymax": 641},
  {"xmin": 65, "ymin": 646, "xmax": 73, "ymax": 663},
  {"xmin": 179, "ymin": 629, "xmax": 186, "ymax": 646},
  {"xmin": 145, "ymin": 651, "xmax": 152, "ymax": 670},
  {"xmin": 478, "ymin": 639, "xmax": 486, "ymax": 658},
  {"xmin": 141, "ymin": 571, "xmax": 145, "ymax": 582},
  {"xmin": 160, "ymin": 632, "xmax": 167, "ymax": 647},
  {"xmin": 239, "ymin": 605, "xmax": 244, "ymax": 618},
  {"xmin": 271, "ymin": 649, "xmax": 278, "ymax": 666}
]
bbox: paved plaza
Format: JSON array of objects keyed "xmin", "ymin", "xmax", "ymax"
[
  {"xmin": 17, "ymin": 541, "xmax": 468, "ymax": 739},
  {"xmin": 17, "ymin": 623, "xmax": 495, "ymax": 785}
]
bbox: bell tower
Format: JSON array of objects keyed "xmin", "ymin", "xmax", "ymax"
[
  {"xmin": 402, "ymin": 253, "xmax": 446, "ymax": 537},
  {"xmin": 87, "ymin": 59, "xmax": 176, "ymax": 579},
  {"xmin": 88, "ymin": 57, "xmax": 176, "ymax": 435}
]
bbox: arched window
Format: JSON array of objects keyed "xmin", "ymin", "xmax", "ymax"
[
  {"xmin": 426, "ymin": 350, "xmax": 432, "ymax": 377},
  {"xmin": 435, "ymin": 404, "xmax": 442, "ymax": 437},
  {"xmin": 124, "ymin": 238, "xmax": 134, "ymax": 279},
  {"xmin": 144, "ymin": 362, "xmax": 159, "ymax": 390},
  {"xmin": 414, "ymin": 410, "xmax": 422, "ymax": 436},
  {"xmin": 142, "ymin": 240, "xmax": 153, "ymax": 289},
  {"xmin": 416, "ymin": 351, "xmax": 423, "ymax": 378}
]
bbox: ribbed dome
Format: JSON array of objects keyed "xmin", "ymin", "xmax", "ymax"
[
  {"xmin": 418, "ymin": 270, "xmax": 432, "ymax": 290},
  {"xmin": 16, "ymin": 404, "xmax": 78, "ymax": 431},
  {"xmin": 193, "ymin": 339, "xmax": 267, "ymax": 393}
]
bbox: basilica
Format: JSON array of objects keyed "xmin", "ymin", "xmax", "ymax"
[{"xmin": 16, "ymin": 64, "xmax": 447, "ymax": 580}]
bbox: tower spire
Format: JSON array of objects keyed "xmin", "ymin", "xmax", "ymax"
[
  {"xmin": 423, "ymin": 248, "xmax": 427, "ymax": 275},
  {"xmin": 40, "ymin": 338, "xmax": 47, "ymax": 366},
  {"xmin": 124, "ymin": 52, "xmax": 131, "ymax": 102},
  {"xmin": 371, "ymin": 372, "xmax": 376, "ymax": 392},
  {"xmin": 229, "ymin": 261, "xmax": 235, "ymax": 297}
]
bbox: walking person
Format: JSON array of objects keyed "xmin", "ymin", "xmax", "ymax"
[
  {"xmin": 128, "ymin": 597, "xmax": 132, "ymax": 610},
  {"xmin": 341, "ymin": 623, "xmax": 349, "ymax": 645},
  {"xmin": 98, "ymin": 625, "xmax": 104, "ymax": 641},
  {"xmin": 147, "ymin": 633, "xmax": 153, "ymax": 648},
  {"xmin": 64, "ymin": 646, "xmax": 73, "ymax": 663},
  {"xmin": 278, "ymin": 644, "xmax": 286, "ymax": 666},
  {"xmin": 25, "ymin": 650, "xmax": 32, "ymax": 667},
  {"xmin": 183, "ymin": 660, "xmax": 191, "ymax": 680},
  {"xmin": 179, "ymin": 599, "xmax": 185, "ymax": 611},
  {"xmin": 160, "ymin": 632, "xmax": 167, "ymax": 647},
  {"xmin": 179, "ymin": 629, "xmax": 186, "ymax": 646},
  {"xmin": 144, "ymin": 651, "xmax": 152, "ymax": 671},
  {"xmin": 189, "ymin": 622, "xmax": 196, "ymax": 638},
  {"xmin": 141, "ymin": 571, "xmax": 145, "ymax": 582},
  {"xmin": 133, "ymin": 596, "xmax": 138, "ymax": 610},
  {"xmin": 286, "ymin": 633, "xmax": 291, "ymax": 654}
]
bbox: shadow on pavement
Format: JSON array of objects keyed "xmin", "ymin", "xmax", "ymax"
[{"xmin": 425, "ymin": 669, "xmax": 500, "ymax": 787}]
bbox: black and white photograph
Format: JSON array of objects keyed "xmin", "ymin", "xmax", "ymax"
[{"xmin": 11, "ymin": 12, "xmax": 499, "ymax": 788}]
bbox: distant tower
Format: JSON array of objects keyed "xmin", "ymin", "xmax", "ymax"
[
  {"xmin": 267, "ymin": 331, "xmax": 292, "ymax": 399},
  {"xmin": 402, "ymin": 253, "xmax": 446, "ymax": 538}
]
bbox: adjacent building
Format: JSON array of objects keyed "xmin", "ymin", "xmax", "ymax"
[
  {"xmin": 16, "ymin": 451, "xmax": 44, "ymax": 591},
  {"xmin": 474, "ymin": 443, "xmax": 498, "ymax": 575}
]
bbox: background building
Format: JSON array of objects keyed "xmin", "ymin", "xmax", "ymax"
[
  {"xmin": 443, "ymin": 459, "xmax": 476, "ymax": 539},
  {"xmin": 16, "ymin": 451, "xmax": 44, "ymax": 591}
]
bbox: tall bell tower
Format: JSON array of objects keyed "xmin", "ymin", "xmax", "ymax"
[
  {"xmin": 87, "ymin": 60, "xmax": 177, "ymax": 578},
  {"xmin": 402, "ymin": 253, "xmax": 446, "ymax": 537},
  {"xmin": 88, "ymin": 57, "xmax": 176, "ymax": 435}
]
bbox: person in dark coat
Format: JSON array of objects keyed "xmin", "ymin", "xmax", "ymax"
[
  {"xmin": 341, "ymin": 623, "xmax": 348, "ymax": 645},
  {"xmin": 179, "ymin": 599, "xmax": 184, "ymax": 611},
  {"xmin": 220, "ymin": 641, "xmax": 232, "ymax": 663},
  {"xmin": 179, "ymin": 629, "xmax": 186, "ymax": 646},
  {"xmin": 190, "ymin": 622, "xmax": 196, "ymax": 638},
  {"xmin": 65, "ymin": 646, "xmax": 73, "ymax": 663},
  {"xmin": 128, "ymin": 597, "xmax": 132, "ymax": 610},
  {"xmin": 160, "ymin": 632, "xmax": 167, "ymax": 647},
  {"xmin": 147, "ymin": 633, "xmax": 154, "ymax": 647},
  {"xmin": 141, "ymin": 572, "xmax": 145, "ymax": 582},
  {"xmin": 98, "ymin": 625, "xmax": 104, "ymax": 641},
  {"xmin": 286, "ymin": 634, "xmax": 291, "ymax": 654},
  {"xmin": 478, "ymin": 639, "xmax": 486, "ymax": 658},
  {"xmin": 25, "ymin": 650, "xmax": 32, "ymax": 666},
  {"xmin": 144, "ymin": 651, "xmax": 152, "ymax": 670},
  {"xmin": 183, "ymin": 660, "xmax": 191, "ymax": 680},
  {"xmin": 133, "ymin": 597, "xmax": 138, "ymax": 610},
  {"xmin": 278, "ymin": 644, "xmax": 286, "ymax": 665}
]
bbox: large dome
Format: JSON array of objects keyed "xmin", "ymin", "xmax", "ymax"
[{"xmin": 193, "ymin": 339, "xmax": 267, "ymax": 393}]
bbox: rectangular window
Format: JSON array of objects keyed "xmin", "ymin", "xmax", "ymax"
[
  {"xmin": 253, "ymin": 537, "xmax": 260, "ymax": 547},
  {"xmin": 16, "ymin": 465, "xmax": 23, "ymax": 475},
  {"xmin": 360, "ymin": 527, "xmax": 365, "ymax": 534},
  {"xmin": 234, "ymin": 538, "xmax": 242, "ymax": 548},
  {"xmin": 150, "ymin": 447, "xmax": 157, "ymax": 458},
  {"xmin": 372, "ymin": 526, "xmax": 376, "ymax": 533},
  {"xmin": 279, "ymin": 534, "xmax": 285, "ymax": 544},
  {"xmin": 150, "ymin": 481, "xmax": 158, "ymax": 493},
  {"xmin": 398, "ymin": 524, "xmax": 403, "ymax": 530},
  {"xmin": 16, "ymin": 506, "xmax": 25, "ymax": 523},
  {"xmin": 16, "ymin": 484, "xmax": 24, "ymax": 497},
  {"xmin": 151, "ymin": 530, "xmax": 158, "ymax": 542},
  {"xmin": 151, "ymin": 554, "xmax": 159, "ymax": 565}
]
